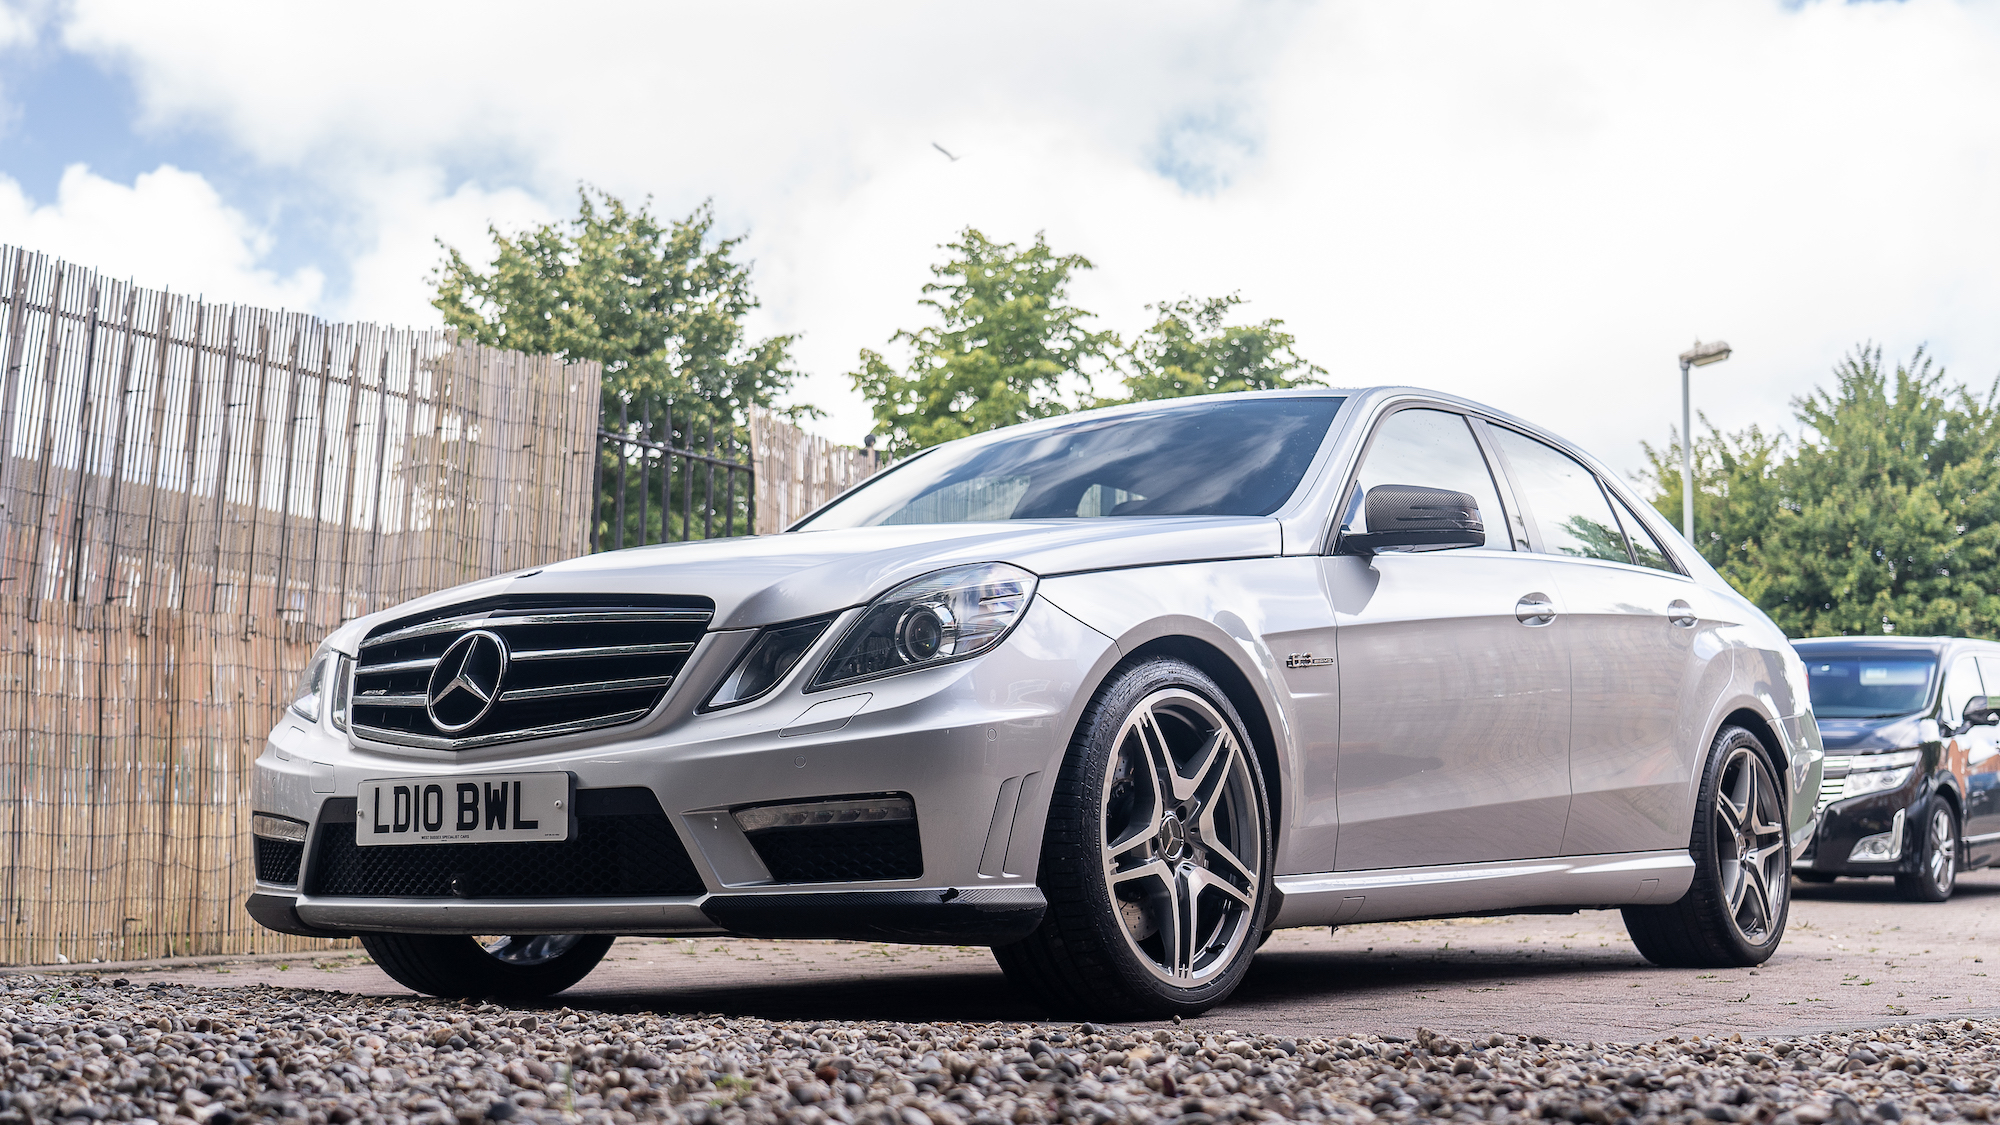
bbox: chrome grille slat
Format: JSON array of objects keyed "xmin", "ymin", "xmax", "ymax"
[
  {"xmin": 352, "ymin": 710, "xmax": 652, "ymax": 751},
  {"xmin": 511, "ymin": 642, "xmax": 695, "ymax": 662},
  {"xmin": 348, "ymin": 598, "xmax": 709, "ymax": 750},
  {"xmin": 359, "ymin": 657, "xmax": 440, "ymax": 676},
  {"xmin": 498, "ymin": 675, "xmax": 675, "ymax": 703},
  {"xmin": 361, "ymin": 609, "xmax": 711, "ymax": 649}
]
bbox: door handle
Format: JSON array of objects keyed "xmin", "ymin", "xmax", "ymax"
[
  {"xmin": 1515, "ymin": 593, "xmax": 1556, "ymax": 627},
  {"xmin": 1668, "ymin": 599, "xmax": 1697, "ymax": 628}
]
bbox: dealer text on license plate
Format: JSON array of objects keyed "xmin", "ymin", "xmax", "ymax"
[{"xmin": 356, "ymin": 772, "xmax": 571, "ymax": 846}]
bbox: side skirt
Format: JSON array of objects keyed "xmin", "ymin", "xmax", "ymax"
[{"xmin": 1270, "ymin": 850, "xmax": 1695, "ymax": 929}]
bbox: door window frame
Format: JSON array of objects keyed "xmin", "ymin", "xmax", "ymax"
[{"xmin": 1478, "ymin": 418, "xmax": 1689, "ymax": 577}]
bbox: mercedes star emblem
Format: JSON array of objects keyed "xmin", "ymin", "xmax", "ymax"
[{"xmin": 426, "ymin": 629, "xmax": 509, "ymax": 733}]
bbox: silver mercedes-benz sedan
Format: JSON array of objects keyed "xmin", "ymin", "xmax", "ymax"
[{"xmin": 247, "ymin": 387, "xmax": 1822, "ymax": 1017}]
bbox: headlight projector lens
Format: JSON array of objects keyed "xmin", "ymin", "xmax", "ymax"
[{"xmin": 896, "ymin": 603, "xmax": 952, "ymax": 662}]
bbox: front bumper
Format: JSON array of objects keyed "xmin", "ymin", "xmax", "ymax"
[
  {"xmin": 247, "ymin": 595, "xmax": 1115, "ymax": 944},
  {"xmin": 1797, "ymin": 783, "xmax": 1933, "ymax": 876}
]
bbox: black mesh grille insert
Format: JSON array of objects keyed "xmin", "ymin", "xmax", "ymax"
[
  {"xmin": 747, "ymin": 823, "xmax": 924, "ymax": 884},
  {"xmin": 350, "ymin": 593, "xmax": 713, "ymax": 750},
  {"xmin": 305, "ymin": 788, "xmax": 704, "ymax": 898},
  {"xmin": 255, "ymin": 837, "xmax": 304, "ymax": 885}
]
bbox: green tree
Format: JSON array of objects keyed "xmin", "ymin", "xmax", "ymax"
[
  {"xmin": 1757, "ymin": 346, "xmax": 2000, "ymax": 638},
  {"xmin": 851, "ymin": 228, "xmax": 1118, "ymax": 455},
  {"xmin": 1647, "ymin": 346, "xmax": 2000, "ymax": 639},
  {"xmin": 434, "ymin": 188, "xmax": 810, "ymax": 542},
  {"xmin": 1641, "ymin": 416, "xmax": 1788, "ymax": 606},
  {"xmin": 1118, "ymin": 294, "xmax": 1324, "ymax": 402}
]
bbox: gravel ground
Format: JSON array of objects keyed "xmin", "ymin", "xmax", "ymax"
[{"xmin": 6, "ymin": 972, "xmax": 2000, "ymax": 1125}]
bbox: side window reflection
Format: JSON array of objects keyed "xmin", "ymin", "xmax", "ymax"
[{"xmin": 1489, "ymin": 428, "xmax": 1631, "ymax": 564}]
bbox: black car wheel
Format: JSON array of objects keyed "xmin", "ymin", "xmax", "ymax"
[
  {"xmin": 361, "ymin": 933, "xmax": 613, "ymax": 999},
  {"xmin": 993, "ymin": 657, "xmax": 1272, "ymax": 1019},
  {"xmin": 1624, "ymin": 725, "xmax": 1789, "ymax": 967},
  {"xmin": 1895, "ymin": 801, "xmax": 1958, "ymax": 902}
]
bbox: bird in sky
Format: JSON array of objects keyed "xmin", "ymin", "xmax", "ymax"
[{"xmin": 931, "ymin": 142, "xmax": 962, "ymax": 162}]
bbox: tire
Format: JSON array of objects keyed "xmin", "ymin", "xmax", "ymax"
[
  {"xmin": 1895, "ymin": 800, "xmax": 1958, "ymax": 902},
  {"xmin": 361, "ymin": 933, "xmax": 613, "ymax": 1000},
  {"xmin": 1623, "ymin": 725, "xmax": 1790, "ymax": 968},
  {"xmin": 993, "ymin": 657, "xmax": 1273, "ymax": 1019}
]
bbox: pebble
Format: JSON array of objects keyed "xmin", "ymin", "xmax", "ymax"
[{"xmin": 0, "ymin": 974, "xmax": 1996, "ymax": 1125}]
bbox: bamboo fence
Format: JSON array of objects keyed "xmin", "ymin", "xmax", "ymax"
[
  {"xmin": 0, "ymin": 245, "xmax": 602, "ymax": 965},
  {"xmin": 749, "ymin": 406, "xmax": 882, "ymax": 531}
]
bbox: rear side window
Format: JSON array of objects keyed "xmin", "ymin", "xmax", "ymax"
[
  {"xmin": 1489, "ymin": 427, "xmax": 1629, "ymax": 563},
  {"xmin": 1347, "ymin": 408, "xmax": 1510, "ymax": 551},
  {"xmin": 1610, "ymin": 493, "xmax": 1677, "ymax": 573}
]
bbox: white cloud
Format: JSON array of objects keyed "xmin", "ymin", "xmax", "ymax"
[
  {"xmin": 46, "ymin": 0, "xmax": 2000, "ymax": 476},
  {"xmin": 0, "ymin": 163, "xmax": 322, "ymax": 308}
]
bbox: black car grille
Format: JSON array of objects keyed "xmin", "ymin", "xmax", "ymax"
[
  {"xmin": 349, "ymin": 594, "xmax": 712, "ymax": 750},
  {"xmin": 746, "ymin": 823, "xmax": 924, "ymax": 884},
  {"xmin": 304, "ymin": 788, "xmax": 705, "ymax": 898},
  {"xmin": 255, "ymin": 837, "xmax": 304, "ymax": 885}
]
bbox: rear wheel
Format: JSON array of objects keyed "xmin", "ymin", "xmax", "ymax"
[
  {"xmin": 361, "ymin": 933, "xmax": 612, "ymax": 999},
  {"xmin": 1624, "ymin": 726, "xmax": 1789, "ymax": 967},
  {"xmin": 1895, "ymin": 801, "xmax": 1958, "ymax": 902},
  {"xmin": 993, "ymin": 657, "xmax": 1272, "ymax": 1019}
]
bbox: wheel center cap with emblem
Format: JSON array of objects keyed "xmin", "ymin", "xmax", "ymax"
[
  {"xmin": 1158, "ymin": 812, "xmax": 1191, "ymax": 861},
  {"xmin": 426, "ymin": 629, "xmax": 509, "ymax": 733}
]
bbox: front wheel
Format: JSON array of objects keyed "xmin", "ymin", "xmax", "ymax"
[
  {"xmin": 361, "ymin": 933, "xmax": 613, "ymax": 999},
  {"xmin": 993, "ymin": 657, "xmax": 1273, "ymax": 1019},
  {"xmin": 1895, "ymin": 801, "xmax": 1958, "ymax": 902},
  {"xmin": 1623, "ymin": 725, "xmax": 1789, "ymax": 968}
]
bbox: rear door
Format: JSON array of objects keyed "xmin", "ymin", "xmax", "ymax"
[{"xmin": 1484, "ymin": 424, "xmax": 1728, "ymax": 856}]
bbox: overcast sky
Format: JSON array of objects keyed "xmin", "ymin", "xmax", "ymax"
[{"xmin": 2, "ymin": 0, "xmax": 1997, "ymax": 484}]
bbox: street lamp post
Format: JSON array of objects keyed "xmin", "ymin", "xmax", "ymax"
[{"xmin": 1677, "ymin": 339, "xmax": 1732, "ymax": 544}]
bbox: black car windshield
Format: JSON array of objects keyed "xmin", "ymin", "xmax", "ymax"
[
  {"xmin": 1801, "ymin": 654, "xmax": 1937, "ymax": 718},
  {"xmin": 796, "ymin": 396, "xmax": 1345, "ymax": 529}
]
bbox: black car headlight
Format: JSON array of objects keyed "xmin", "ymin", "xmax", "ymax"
[
  {"xmin": 810, "ymin": 562, "xmax": 1037, "ymax": 690},
  {"xmin": 704, "ymin": 617, "xmax": 837, "ymax": 709}
]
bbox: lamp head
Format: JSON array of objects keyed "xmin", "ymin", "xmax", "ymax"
[{"xmin": 1679, "ymin": 340, "xmax": 1732, "ymax": 367}]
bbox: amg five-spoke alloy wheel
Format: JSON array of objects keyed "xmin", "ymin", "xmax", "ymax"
[
  {"xmin": 994, "ymin": 657, "xmax": 1271, "ymax": 1018},
  {"xmin": 1624, "ymin": 725, "xmax": 1789, "ymax": 967}
]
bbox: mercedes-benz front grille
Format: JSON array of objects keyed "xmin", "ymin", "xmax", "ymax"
[{"xmin": 349, "ymin": 594, "xmax": 713, "ymax": 750}]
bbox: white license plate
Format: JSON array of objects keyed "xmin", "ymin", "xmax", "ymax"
[{"xmin": 355, "ymin": 773, "xmax": 572, "ymax": 846}]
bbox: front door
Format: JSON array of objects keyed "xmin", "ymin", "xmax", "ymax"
[{"xmin": 1330, "ymin": 407, "xmax": 1572, "ymax": 871}]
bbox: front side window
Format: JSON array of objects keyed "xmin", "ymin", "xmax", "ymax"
[
  {"xmin": 797, "ymin": 396, "xmax": 1344, "ymax": 529},
  {"xmin": 1802, "ymin": 654, "xmax": 1938, "ymax": 719},
  {"xmin": 1489, "ymin": 427, "xmax": 1629, "ymax": 564},
  {"xmin": 1344, "ymin": 408, "xmax": 1509, "ymax": 551},
  {"xmin": 1943, "ymin": 655, "xmax": 1986, "ymax": 724}
]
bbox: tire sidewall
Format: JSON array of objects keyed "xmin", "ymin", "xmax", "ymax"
[{"xmin": 1052, "ymin": 657, "xmax": 1274, "ymax": 1013}]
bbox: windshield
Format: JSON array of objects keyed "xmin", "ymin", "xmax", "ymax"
[
  {"xmin": 1801, "ymin": 655, "xmax": 1937, "ymax": 719},
  {"xmin": 797, "ymin": 396, "xmax": 1345, "ymax": 530}
]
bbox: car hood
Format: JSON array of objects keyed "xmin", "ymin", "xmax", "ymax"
[
  {"xmin": 326, "ymin": 517, "xmax": 1283, "ymax": 649},
  {"xmin": 1814, "ymin": 714, "xmax": 1934, "ymax": 754}
]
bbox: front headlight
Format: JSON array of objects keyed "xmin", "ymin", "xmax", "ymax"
[
  {"xmin": 290, "ymin": 650, "xmax": 331, "ymax": 723},
  {"xmin": 1840, "ymin": 748, "xmax": 1921, "ymax": 800},
  {"xmin": 810, "ymin": 562, "xmax": 1037, "ymax": 690}
]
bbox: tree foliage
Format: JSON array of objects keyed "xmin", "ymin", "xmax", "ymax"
[
  {"xmin": 1118, "ymin": 295, "xmax": 1324, "ymax": 402},
  {"xmin": 1647, "ymin": 346, "xmax": 2000, "ymax": 639},
  {"xmin": 433, "ymin": 187, "xmax": 810, "ymax": 432},
  {"xmin": 851, "ymin": 228, "xmax": 1117, "ymax": 456}
]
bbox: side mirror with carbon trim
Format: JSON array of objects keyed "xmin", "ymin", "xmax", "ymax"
[{"xmin": 1338, "ymin": 484, "xmax": 1485, "ymax": 556}]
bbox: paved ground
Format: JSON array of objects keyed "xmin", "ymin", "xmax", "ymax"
[{"xmin": 55, "ymin": 869, "xmax": 2000, "ymax": 1043}]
